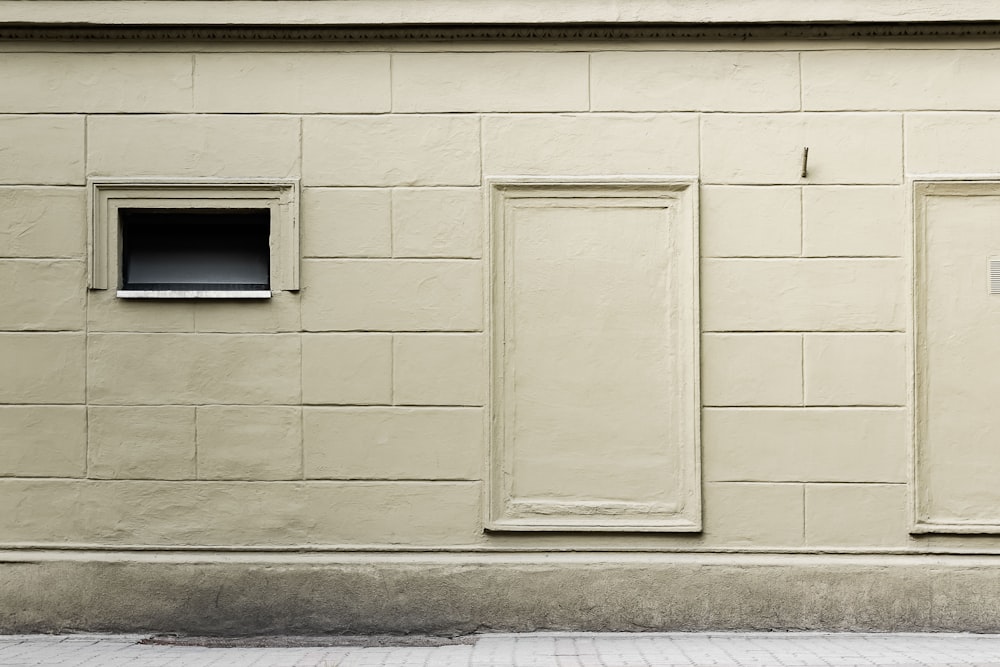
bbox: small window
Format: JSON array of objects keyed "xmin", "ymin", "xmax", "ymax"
[
  {"xmin": 119, "ymin": 208, "xmax": 271, "ymax": 296},
  {"xmin": 89, "ymin": 179, "xmax": 299, "ymax": 299}
]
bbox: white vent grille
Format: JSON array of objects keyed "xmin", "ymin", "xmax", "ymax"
[{"xmin": 990, "ymin": 258, "xmax": 1000, "ymax": 295}]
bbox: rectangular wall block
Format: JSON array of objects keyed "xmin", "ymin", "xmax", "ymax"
[
  {"xmin": 0, "ymin": 260, "xmax": 85, "ymax": 331},
  {"xmin": 196, "ymin": 406, "xmax": 302, "ymax": 480},
  {"xmin": 88, "ymin": 406, "xmax": 196, "ymax": 480},
  {"xmin": 802, "ymin": 186, "xmax": 904, "ymax": 258},
  {"xmin": 393, "ymin": 334, "xmax": 486, "ymax": 406},
  {"xmin": 701, "ymin": 113, "xmax": 902, "ymax": 184},
  {"xmin": 87, "ymin": 334, "xmax": 301, "ymax": 405},
  {"xmin": 195, "ymin": 53, "xmax": 390, "ymax": 113},
  {"xmin": 304, "ymin": 407, "xmax": 482, "ymax": 480},
  {"xmin": 301, "ymin": 260, "xmax": 483, "ymax": 332},
  {"xmin": 303, "ymin": 115, "xmax": 480, "ymax": 186},
  {"xmin": 592, "ymin": 51, "xmax": 800, "ymax": 112},
  {"xmin": 700, "ymin": 186, "xmax": 801, "ymax": 257},
  {"xmin": 482, "ymin": 114, "xmax": 698, "ymax": 177},
  {"xmin": 0, "ymin": 406, "xmax": 86, "ymax": 477},
  {"xmin": 703, "ymin": 408, "xmax": 907, "ymax": 483},
  {"xmin": 87, "ymin": 115, "xmax": 301, "ymax": 178},
  {"xmin": 0, "ymin": 333, "xmax": 85, "ymax": 404},
  {"xmin": 701, "ymin": 259, "xmax": 905, "ymax": 331},
  {"xmin": 0, "ymin": 53, "xmax": 192, "ymax": 113},
  {"xmin": 0, "ymin": 187, "xmax": 86, "ymax": 258},
  {"xmin": 906, "ymin": 113, "xmax": 1000, "ymax": 174},
  {"xmin": 392, "ymin": 188, "xmax": 483, "ymax": 259},
  {"xmin": 805, "ymin": 483, "xmax": 909, "ymax": 547},
  {"xmin": 302, "ymin": 333, "xmax": 392, "ymax": 405},
  {"xmin": 0, "ymin": 116, "xmax": 84, "ymax": 185},
  {"xmin": 0, "ymin": 479, "xmax": 482, "ymax": 546},
  {"xmin": 393, "ymin": 52, "xmax": 589, "ymax": 112},
  {"xmin": 803, "ymin": 50, "xmax": 1000, "ymax": 111},
  {"xmin": 703, "ymin": 482, "xmax": 804, "ymax": 546},
  {"xmin": 701, "ymin": 334, "xmax": 803, "ymax": 406},
  {"xmin": 302, "ymin": 188, "xmax": 392, "ymax": 258},
  {"xmin": 804, "ymin": 334, "xmax": 907, "ymax": 406}
]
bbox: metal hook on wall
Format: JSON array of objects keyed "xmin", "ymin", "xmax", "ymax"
[{"xmin": 801, "ymin": 147, "xmax": 809, "ymax": 178}]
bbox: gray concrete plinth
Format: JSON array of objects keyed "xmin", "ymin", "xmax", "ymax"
[{"xmin": 1, "ymin": 552, "xmax": 998, "ymax": 635}]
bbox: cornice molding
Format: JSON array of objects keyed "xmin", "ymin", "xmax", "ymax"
[{"xmin": 6, "ymin": 22, "xmax": 1000, "ymax": 42}]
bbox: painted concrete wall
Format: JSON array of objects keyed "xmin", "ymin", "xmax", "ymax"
[{"xmin": 6, "ymin": 27, "xmax": 1000, "ymax": 630}]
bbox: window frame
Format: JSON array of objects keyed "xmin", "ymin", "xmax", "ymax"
[{"xmin": 88, "ymin": 178, "xmax": 300, "ymax": 299}]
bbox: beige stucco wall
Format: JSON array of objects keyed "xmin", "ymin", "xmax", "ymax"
[{"xmin": 7, "ymin": 18, "xmax": 1000, "ymax": 630}]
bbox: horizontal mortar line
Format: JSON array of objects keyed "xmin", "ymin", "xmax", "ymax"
[
  {"xmin": 0, "ymin": 477, "xmax": 481, "ymax": 484},
  {"xmin": 84, "ymin": 331, "xmax": 306, "ymax": 335},
  {"xmin": 304, "ymin": 403, "xmax": 484, "ymax": 408},
  {"xmin": 88, "ymin": 404, "xmax": 309, "ymax": 408},
  {"xmin": 0, "ymin": 182, "xmax": 85, "ymax": 187},
  {"xmin": 703, "ymin": 330, "xmax": 906, "ymax": 334},
  {"xmin": 5, "ymin": 108, "xmax": 960, "ymax": 117},
  {"xmin": 702, "ymin": 182, "xmax": 904, "ymax": 187},
  {"xmin": 710, "ymin": 480, "xmax": 907, "ymax": 485},
  {"xmin": 302, "ymin": 404, "xmax": 482, "ymax": 410},
  {"xmin": 303, "ymin": 255, "xmax": 482, "ymax": 260},
  {"xmin": 703, "ymin": 255, "xmax": 903, "ymax": 260},
  {"xmin": 703, "ymin": 256, "xmax": 902, "ymax": 261},
  {"xmin": 0, "ymin": 329, "xmax": 86, "ymax": 333},
  {"xmin": 703, "ymin": 405, "xmax": 906, "ymax": 410},
  {"xmin": 305, "ymin": 184, "xmax": 482, "ymax": 189},
  {"xmin": 0, "ymin": 404, "xmax": 90, "ymax": 408},
  {"xmin": 296, "ymin": 329, "xmax": 484, "ymax": 335},
  {"xmin": 709, "ymin": 479, "xmax": 906, "ymax": 484},
  {"xmin": 3, "ymin": 544, "xmax": 994, "ymax": 556},
  {"xmin": 702, "ymin": 403, "xmax": 906, "ymax": 408},
  {"xmin": 303, "ymin": 256, "xmax": 480, "ymax": 261},
  {"xmin": 75, "ymin": 404, "xmax": 481, "ymax": 410},
  {"xmin": 0, "ymin": 183, "xmax": 84, "ymax": 189},
  {"xmin": 0, "ymin": 256, "xmax": 85, "ymax": 260},
  {"xmin": 294, "ymin": 477, "xmax": 481, "ymax": 482},
  {"xmin": 703, "ymin": 331, "xmax": 904, "ymax": 336}
]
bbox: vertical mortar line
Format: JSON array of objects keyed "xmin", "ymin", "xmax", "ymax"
[
  {"xmin": 193, "ymin": 405, "xmax": 199, "ymax": 480},
  {"xmin": 479, "ymin": 114, "xmax": 485, "ymax": 189},
  {"xmin": 390, "ymin": 333, "xmax": 395, "ymax": 406},
  {"xmin": 799, "ymin": 185, "xmax": 804, "ymax": 258},
  {"xmin": 800, "ymin": 334, "xmax": 806, "ymax": 407},
  {"xmin": 900, "ymin": 113, "xmax": 907, "ymax": 186},
  {"xmin": 299, "ymin": 333, "xmax": 305, "ymax": 480},
  {"xmin": 298, "ymin": 115, "xmax": 304, "ymax": 187},
  {"xmin": 189, "ymin": 53, "xmax": 196, "ymax": 111},
  {"xmin": 389, "ymin": 52, "xmax": 395, "ymax": 114},
  {"xmin": 801, "ymin": 482, "xmax": 807, "ymax": 543},
  {"xmin": 83, "ymin": 113, "xmax": 90, "ymax": 480},
  {"xmin": 389, "ymin": 188, "xmax": 395, "ymax": 258},
  {"xmin": 587, "ymin": 53, "xmax": 592, "ymax": 112},
  {"xmin": 797, "ymin": 51, "xmax": 803, "ymax": 112}
]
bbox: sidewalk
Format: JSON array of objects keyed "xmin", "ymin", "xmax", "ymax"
[{"xmin": 3, "ymin": 632, "xmax": 1000, "ymax": 667}]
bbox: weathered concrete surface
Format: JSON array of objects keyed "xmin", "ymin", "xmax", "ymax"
[{"xmin": 2, "ymin": 553, "xmax": 1000, "ymax": 635}]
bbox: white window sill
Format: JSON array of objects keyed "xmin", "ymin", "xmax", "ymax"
[{"xmin": 116, "ymin": 290, "xmax": 272, "ymax": 299}]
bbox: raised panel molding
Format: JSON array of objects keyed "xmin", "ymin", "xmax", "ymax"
[
  {"xmin": 913, "ymin": 178, "xmax": 1000, "ymax": 533},
  {"xmin": 486, "ymin": 178, "xmax": 700, "ymax": 532}
]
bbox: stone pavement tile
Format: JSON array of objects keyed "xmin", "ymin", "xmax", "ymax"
[{"xmin": 5, "ymin": 632, "xmax": 1000, "ymax": 666}]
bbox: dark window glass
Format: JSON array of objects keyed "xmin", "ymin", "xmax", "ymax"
[{"xmin": 119, "ymin": 208, "xmax": 270, "ymax": 291}]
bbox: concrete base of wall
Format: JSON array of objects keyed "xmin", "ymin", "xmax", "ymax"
[{"xmin": 3, "ymin": 552, "xmax": 1000, "ymax": 635}]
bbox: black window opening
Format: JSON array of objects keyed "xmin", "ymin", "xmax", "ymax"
[{"xmin": 119, "ymin": 208, "xmax": 271, "ymax": 292}]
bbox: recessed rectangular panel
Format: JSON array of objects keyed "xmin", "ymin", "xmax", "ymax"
[
  {"xmin": 488, "ymin": 180, "xmax": 700, "ymax": 531},
  {"xmin": 915, "ymin": 181, "xmax": 1000, "ymax": 532}
]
